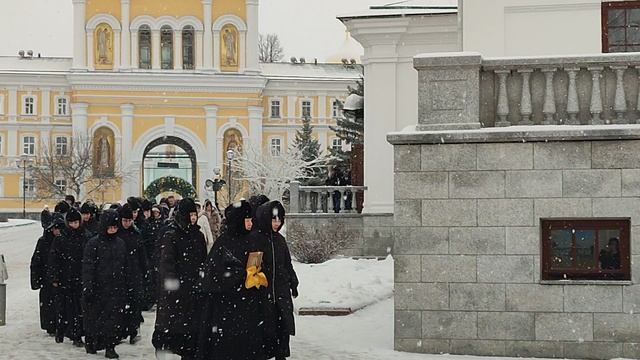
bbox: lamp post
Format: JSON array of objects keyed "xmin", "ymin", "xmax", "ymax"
[
  {"xmin": 204, "ymin": 167, "xmax": 226, "ymax": 210},
  {"xmin": 226, "ymin": 150, "xmax": 235, "ymax": 204},
  {"xmin": 16, "ymin": 155, "xmax": 33, "ymax": 219}
]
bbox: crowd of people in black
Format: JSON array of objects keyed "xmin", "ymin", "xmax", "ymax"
[{"xmin": 30, "ymin": 193, "xmax": 298, "ymax": 360}]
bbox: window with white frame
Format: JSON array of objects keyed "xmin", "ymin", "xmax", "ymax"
[
  {"xmin": 56, "ymin": 97, "xmax": 69, "ymax": 116},
  {"xmin": 54, "ymin": 179, "xmax": 67, "ymax": 193},
  {"xmin": 23, "ymin": 136, "xmax": 35, "ymax": 155},
  {"xmin": 23, "ymin": 96, "xmax": 35, "ymax": 115},
  {"xmin": 270, "ymin": 138, "xmax": 282, "ymax": 156},
  {"xmin": 332, "ymin": 99, "xmax": 342, "ymax": 118},
  {"xmin": 270, "ymin": 99, "xmax": 281, "ymax": 118},
  {"xmin": 301, "ymin": 100, "xmax": 312, "ymax": 118},
  {"xmin": 55, "ymin": 136, "xmax": 68, "ymax": 156},
  {"xmin": 331, "ymin": 138, "xmax": 343, "ymax": 151},
  {"xmin": 23, "ymin": 178, "xmax": 36, "ymax": 198}
]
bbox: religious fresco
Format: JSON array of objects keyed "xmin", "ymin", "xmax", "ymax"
[
  {"xmin": 95, "ymin": 23, "xmax": 114, "ymax": 69},
  {"xmin": 93, "ymin": 126, "xmax": 115, "ymax": 175},
  {"xmin": 220, "ymin": 24, "xmax": 239, "ymax": 71}
]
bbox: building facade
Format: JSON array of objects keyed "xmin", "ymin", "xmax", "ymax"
[{"xmin": 0, "ymin": 0, "xmax": 361, "ymax": 213}]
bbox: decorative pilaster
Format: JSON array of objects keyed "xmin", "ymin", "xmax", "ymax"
[
  {"xmin": 71, "ymin": 103, "xmax": 89, "ymax": 137},
  {"xmin": 8, "ymin": 87, "xmax": 16, "ymax": 123},
  {"xmin": 86, "ymin": 32, "xmax": 95, "ymax": 71},
  {"xmin": 287, "ymin": 95, "xmax": 297, "ymax": 124},
  {"xmin": 245, "ymin": 0, "xmax": 260, "ymax": 74},
  {"xmin": 151, "ymin": 30, "xmax": 161, "ymax": 70},
  {"xmin": 213, "ymin": 29, "xmax": 221, "ymax": 72},
  {"xmin": 174, "ymin": 30, "xmax": 183, "ymax": 70},
  {"xmin": 205, "ymin": 105, "xmax": 218, "ymax": 171},
  {"xmin": 7, "ymin": 129, "xmax": 17, "ymax": 157},
  {"xmin": 318, "ymin": 95, "xmax": 327, "ymax": 123},
  {"xmin": 72, "ymin": 0, "xmax": 87, "ymax": 70},
  {"xmin": 588, "ymin": 67, "xmax": 604, "ymax": 125},
  {"xmin": 248, "ymin": 106, "xmax": 263, "ymax": 155},
  {"xmin": 202, "ymin": 0, "xmax": 213, "ymax": 70},
  {"xmin": 542, "ymin": 68, "xmax": 557, "ymax": 125},
  {"xmin": 518, "ymin": 69, "xmax": 533, "ymax": 125},
  {"xmin": 121, "ymin": 0, "xmax": 131, "ymax": 69},
  {"xmin": 114, "ymin": 31, "xmax": 122, "ymax": 70},
  {"xmin": 612, "ymin": 65, "xmax": 628, "ymax": 124},
  {"xmin": 195, "ymin": 30, "xmax": 204, "ymax": 70},
  {"xmin": 121, "ymin": 104, "xmax": 134, "ymax": 166},
  {"xmin": 41, "ymin": 88, "xmax": 51, "ymax": 123},
  {"xmin": 565, "ymin": 67, "xmax": 580, "ymax": 125},
  {"xmin": 130, "ymin": 30, "xmax": 139, "ymax": 69},
  {"xmin": 495, "ymin": 70, "xmax": 510, "ymax": 127}
]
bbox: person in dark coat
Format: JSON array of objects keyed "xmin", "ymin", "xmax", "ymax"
[
  {"xmin": 252, "ymin": 201, "xmax": 299, "ymax": 360},
  {"xmin": 153, "ymin": 198, "xmax": 207, "ymax": 360},
  {"xmin": 117, "ymin": 204, "xmax": 146, "ymax": 344},
  {"xmin": 197, "ymin": 200, "xmax": 268, "ymax": 360},
  {"xmin": 48, "ymin": 207, "xmax": 89, "ymax": 346},
  {"xmin": 55, "ymin": 200, "xmax": 71, "ymax": 215},
  {"xmin": 41, "ymin": 205, "xmax": 52, "ymax": 229},
  {"xmin": 31, "ymin": 213, "xmax": 65, "ymax": 336},
  {"xmin": 82, "ymin": 209, "xmax": 135, "ymax": 359},
  {"xmin": 80, "ymin": 202, "xmax": 99, "ymax": 238}
]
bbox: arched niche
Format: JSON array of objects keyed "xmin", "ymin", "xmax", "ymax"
[
  {"xmin": 220, "ymin": 24, "xmax": 239, "ymax": 72},
  {"xmin": 94, "ymin": 126, "xmax": 116, "ymax": 176},
  {"xmin": 95, "ymin": 23, "xmax": 114, "ymax": 69}
]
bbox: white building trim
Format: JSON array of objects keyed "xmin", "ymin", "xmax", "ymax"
[
  {"xmin": 0, "ymin": 94, "xmax": 4, "ymax": 115},
  {"xmin": 178, "ymin": 16, "xmax": 204, "ymax": 31},
  {"xmin": 21, "ymin": 94, "xmax": 37, "ymax": 116},
  {"xmin": 212, "ymin": 15, "xmax": 248, "ymax": 32},
  {"xmin": 130, "ymin": 15, "xmax": 157, "ymax": 31},
  {"xmin": 86, "ymin": 13, "xmax": 122, "ymax": 31},
  {"xmin": 156, "ymin": 15, "xmax": 181, "ymax": 30}
]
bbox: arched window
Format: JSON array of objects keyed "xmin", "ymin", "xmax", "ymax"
[
  {"xmin": 161, "ymin": 25, "xmax": 173, "ymax": 70},
  {"xmin": 139, "ymin": 25, "xmax": 152, "ymax": 69},
  {"xmin": 182, "ymin": 26, "xmax": 195, "ymax": 70}
]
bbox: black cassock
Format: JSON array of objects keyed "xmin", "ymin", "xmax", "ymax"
[{"xmin": 30, "ymin": 229, "xmax": 59, "ymax": 334}]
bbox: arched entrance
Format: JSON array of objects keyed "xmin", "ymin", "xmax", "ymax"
[
  {"xmin": 143, "ymin": 176, "xmax": 197, "ymax": 200},
  {"xmin": 143, "ymin": 136, "xmax": 197, "ymax": 194}
]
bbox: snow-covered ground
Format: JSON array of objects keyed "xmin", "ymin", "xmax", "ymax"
[
  {"xmin": 0, "ymin": 218, "xmax": 37, "ymax": 229},
  {"xmin": 0, "ymin": 223, "xmax": 618, "ymax": 360}
]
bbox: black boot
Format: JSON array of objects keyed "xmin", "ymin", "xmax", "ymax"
[
  {"xmin": 105, "ymin": 347, "xmax": 119, "ymax": 359},
  {"xmin": 85, "ymin": 343, "xmax": 97, "ymax": 354},
  {"xmin": 55, "ymin": 334, "xmax": 64, "ymax": 343},
  {"xmin": 129, "ymin": 334, "xmax": 140, "ymax": 345},
  {"xmin": 72, "ymin": 339, "xmax": 85, "ymax": 347}
]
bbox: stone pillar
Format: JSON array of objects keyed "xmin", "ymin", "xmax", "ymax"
[
  {"xmin": 130, "ymin": 30, "xmax": 139, "ymax": 69},
  {"xmin": 248, "ymin": 106, "xmax": 263, "ymax": 154},
  {"xmin": 174, "ymin": 30, "xmax": 183, "ymax": 70},
  {"xmin": 151, "ymin": 30, "xmax": 161, "ymax": 70},
  {"xmin": 414, "ymin": 52, "xmax": 482, "ymax": 130},
  {"xmin": 239, "ymin": 32, "xmax": 247, "ymax": 73},
  {"xmin": 114, "ymin": 31, "xmax": 122, "ymax": 70},
  {"xmin": 86, "ymin": 32, "xmax": 95, "ymax": 71},
  {"xmin": 195, "ymin": 31, "xmax": 204, "ymax": 70},
  {"xmin": 72, "ymin": 0, "xmax": 87, "ymax": 70},
  {"xmin": 213, "ymin": 30, "xmax": 221, "ymax": 72},
  {"xmin": 205, "ymin": 105, "xmax": 218, "ymax": 178},
  {"xmin": 120, "ymin": 0, "xmax": 131, "ymax": 69},
  {"xmin": 202, "ymin": 0, "xmax": 213, "ymax": 70},
  {"xmin": 41, "ymin": 88, "xmax": 50, "ymax": 123},
  {"xmin": 245, "ymin": 0, "xmax": 260, "ymax": 74},
  {"xmin": 71, "ymin": 103, "xmax": 89, "ymax": 137},
  {"xmin": 8, "ymin": 87, "xmax": 16, "ymax": 123}
]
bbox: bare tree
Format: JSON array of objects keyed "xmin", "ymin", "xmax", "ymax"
[
  {"xmin": 30, "ymin": 134, "xmax": 127, "ymax": 202},
  {"xmin": 258, "ymin": 33, "xmax": 284, "ymax": 63},
  {"xmin": 230, "ymin": 145, "xmax": 330, "ymax": 203}
]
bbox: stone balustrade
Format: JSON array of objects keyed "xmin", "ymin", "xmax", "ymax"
[
  {"xmin": 415, "ymin": 52, "xmax": 640, "ymax": 129},
  {"xmin": 289, "ymin": 180, "xmax": 367, "ymax": 214}
]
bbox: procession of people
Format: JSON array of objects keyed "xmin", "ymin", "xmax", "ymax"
[{"xmin": 30, "ymin": 194, "xmax": 298, "ymax": 360}]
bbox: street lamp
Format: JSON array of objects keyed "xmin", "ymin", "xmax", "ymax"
[
  {"xmin": 204, "ymin": 167, "xmax": 226, "ymax": 210},
  {"xmin": 226, "ymin": 150, "xmax": 235, "ymax": 204},
  {"xmin": 16, "ymin": 155, "xmax": 34, "ymax": 219}
]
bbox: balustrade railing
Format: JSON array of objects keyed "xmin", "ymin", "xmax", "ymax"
[
  {"xmin": 414, "ymin": 52, "xmax": 640, "ymax": 130},
  {"xmin": 289, "ymin": 181, "xmax": 368, "ymax": 214}
]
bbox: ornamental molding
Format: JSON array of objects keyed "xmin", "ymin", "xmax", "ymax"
[
  {"xmin": 212, "ymin": 15, "xmax": 247, "ymax": 32},
  {"xmin": 86, "ymin": 13, "xmax": 122, "ymax": 31}
]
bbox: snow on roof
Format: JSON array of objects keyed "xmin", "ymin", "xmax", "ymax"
[
  {"xmin": 338, "ymin": 0, "xmax": 457, "ymax": 20},
  {"xmin": 261, "ymin": 62, "xmax": 363, "ymax": 80},
  {"xmin": 0, "ymin": 56, "xmax": 72, "ymax": 73}
]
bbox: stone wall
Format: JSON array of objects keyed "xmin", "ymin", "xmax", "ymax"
[
  {"xmin": 286, "ymin": 213, "xmax": 393, "ymax": 258},
  {"xmin": 390, "ymin": 138, "xmax": 640, "ymax": 359}
]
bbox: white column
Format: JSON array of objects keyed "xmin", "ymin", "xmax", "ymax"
[
  {"xmin": 8, "ymin": 87, "xmax": 17, "ymax": 123},
  {"xmin": 248, "ymin": 106, "xmax": 263, "ymax": 155},
  {"xmin": 114, "ymin": 31, "xmax": 122, "ymax": 70},
  {"xmin": 205, "ymin": 106, "xmax": 219, "ymax": 170},
  {"xmin": 121, "ymin": 104, "xmax": 134, "ymax": 166},
  {"xmin": 87, "ymin": 32, "xmax": 95, "ymax": 71},
  {"xmin": 71, "ymin": 103, "xmax": 89, "ymax": 137},
  {"xmin": 151, "ymin": 30, "xmax": 161, "ymax": 70},
  {"xmin": 239, "ymin": 31, "xmax": 246, "ymax": 73},
  {"xmin": 245, "ymin": 0, "xmax": 260, "ymax": 74},
  {"xmin": 174, "ymin": 30, "xmax": 183, "ymax": 70},
  {"xmin": 41, "ymin": 88, "xmax": 51, "ymax": 123},
  {"xmin": 72, "ymin": 0, "xmax": 87, "ymax": 69},
  {"xmin": 213, "ymin": 30, "xmax": 221, "ymax": 72},
  {"xmin": 8, "ymin": 129, "xmax": 17, "ymax": 157},
  {"xmin": 287, "ymin": 95, "xmax": 297, "ymax": 124},
  {"xmin": 121, "ymin": 0, "xmax": 131, "ymax": 69},
  {"xmin": 130, "ymin": 30, "xmax": 139, "ymax": 69},
  {"xmin": 318, "ymin": 95, "xmax": 327, "ymax": 123},
  {"xmin": 202, "ymin": 0, "xmax": 213, "ymax": 70},
  {"xmin": 195, "ymin": 31, "xmax": 204, "ymax": 70},
  {"xmin": 318, "ymin": 128, "xmax": 328, "ymax": 152}
]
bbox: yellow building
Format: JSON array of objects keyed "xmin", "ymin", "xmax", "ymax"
[{"xmin": 0, "ymin": 0, "xmax": 361, "ymax": 213}]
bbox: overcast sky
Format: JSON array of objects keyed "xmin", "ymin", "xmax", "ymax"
[{"xmin": 0, "ymin": 0, "xmax": 375, "ymax": 61}]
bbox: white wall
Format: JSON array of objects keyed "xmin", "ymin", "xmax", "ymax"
[{"xmin": 462, "ymin": 0, "xmax": 602, "ymax": 57}]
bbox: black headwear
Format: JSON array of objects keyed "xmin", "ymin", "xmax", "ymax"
[
  {"xmin": 119, "ymin": 204, "xmax": 134, "ymax": 220},
  {"xmin": 99, "ymin": 209, "xmax": 120, "ymax": 235},
  {"xmin": 141, "ymin": 199, "xmax": 152, "ymax": 211},
  {"xmin": 127, "ymin": 197, "xmax": 142, "ymax": 211},
  {"xmin": 64, "ymin": 194, "xmax": 76, "ymax": 205},
  {"xmin": 54, "ymin": 201, "xmax": 70, "ymax": 214},
  {"xmin": 47, "ymin": 213, "xmax": 66, "ymax": 230},
  {"xmin": 175, "ymin": 197, "xmax": 198, "ymax": 230},
  {"xmin": 109, "ymin": 203, "xmax": 121, "ymax": 210},
  {"xmin": 40, "ymin": 208, "xmax": 52, "ymax": 229},
  {"xmin": 223, "ymin": 200, "xmax": 252, "ymax": 235},
  {"xmin": 80, "ymin": 202, "xmax": 93, "ymax": 214},
  {"xmin": 249, "ymin": 195, "xmax": 270, "ymax": 219},
  {"xmin": 254, "ymin": 200, "xmax": 286, "ymax": 233},
  {"xmin": 65, "ymin": 207, "xmax": 82, "ymax": 223}
]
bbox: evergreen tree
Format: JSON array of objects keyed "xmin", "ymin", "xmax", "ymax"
[
  {"xmin": 329, "ymin": 78, "xmax": 364, "ymax": 173},
  {"xmin": 293, "ymin": 116, "xmax": 326, "ymax": 185}
]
